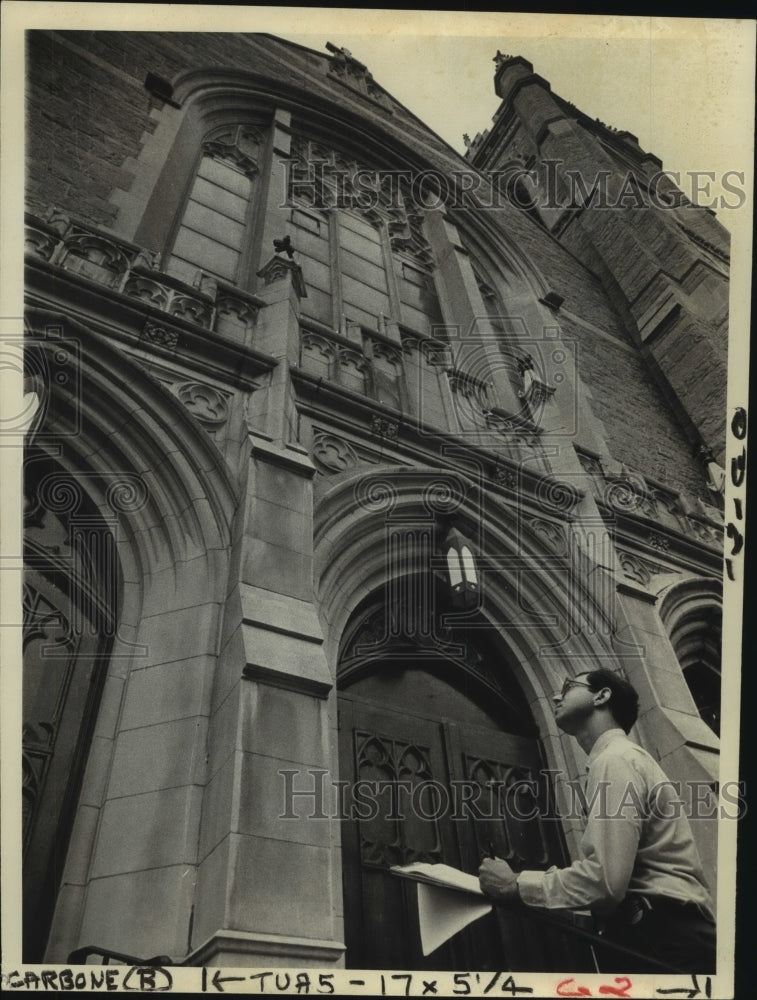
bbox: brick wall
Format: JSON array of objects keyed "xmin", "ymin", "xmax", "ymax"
[{"xmin": 557, "ymin": 313, "xmax": 709, "ymax": 499}]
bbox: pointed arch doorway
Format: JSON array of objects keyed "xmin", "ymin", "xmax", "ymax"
[
  {"xmin": 337, "ymin": 601, "xmax": 588, "ymax": 971},
  {"xmin": 22, "ymin": 449, "xmax": 119, "ymax": 960}
]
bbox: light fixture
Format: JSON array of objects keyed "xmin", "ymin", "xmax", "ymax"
[{"xmin": 442, "ymin": 525, "xmax": 479, "ymax": 609}]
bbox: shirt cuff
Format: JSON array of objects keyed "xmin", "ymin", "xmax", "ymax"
[{"xmin": 516, "ymin": 870, "xmax": 547, "ymax": 907}]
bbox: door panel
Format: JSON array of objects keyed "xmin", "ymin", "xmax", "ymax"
[
  {"xmin": 22, "ymin": 571, "xmax": 108, "ymax": 960},
  {"xmin": 339, "ymin": 668, "xmax": 590, "ymax": 971}
]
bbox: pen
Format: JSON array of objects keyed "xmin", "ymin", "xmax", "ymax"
[{"xmin": 486, "ymin": 840, "xmax": 496, "ymax": 859}]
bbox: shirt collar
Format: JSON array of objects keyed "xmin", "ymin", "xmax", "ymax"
[{"xmin": 586, "ymin": 728, "xmax": 627, "ymax": 769}]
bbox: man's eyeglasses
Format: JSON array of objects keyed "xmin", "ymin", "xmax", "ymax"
[{"xmin": 558, "ymin": 678, "xmax": 593, "ymax": 699}]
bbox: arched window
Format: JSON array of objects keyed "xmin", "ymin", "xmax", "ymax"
[
  {"xmin": 668, "ymin": 606, "xmax": 722, "ymax": 736},
  {"xmin": 165, "ymin": 124, "xmax": 265, "ymax": 287},
  {"xmin": 660, "ymin": 581, "xmax": 722, "ymax": 738},
  {"xmin": 287, "ymin": 132, "xmax": 443, "ymax": 337}
]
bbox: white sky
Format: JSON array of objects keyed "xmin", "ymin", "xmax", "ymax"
[{"xmin": 280, "ymin": 15, "xmax": 755, "ymax": 214}]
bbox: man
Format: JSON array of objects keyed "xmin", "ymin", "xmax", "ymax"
[{"xmin": 479, "ymin": 669, "xmax": 716, "ymax": 973}]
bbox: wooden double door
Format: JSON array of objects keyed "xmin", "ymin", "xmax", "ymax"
[{"xmin": 338, "ymin": 665, "xmax": 585, "ymax": 971}]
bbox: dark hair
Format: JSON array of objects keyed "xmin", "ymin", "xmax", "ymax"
[{"xmin": 580, "ymin": 669, "xmax": 639, "ymax": 733}]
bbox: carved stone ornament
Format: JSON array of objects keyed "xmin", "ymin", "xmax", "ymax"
[
  {"xmin": 370, "ymin": 415, "xmax": 399, "ymax": 439},
  {"xmin": 493, "ymin": 464, "xmax": 519, "ymax": 490},
  {"xmin": 256, "ymin": 256, "xmax": 307, "ymax": 299},
  {"xmin": 576, "ymin": 450, "xmax": 604, "ymax": 477},
  {"xmin": 529, "ymin": 517, "xmax": 567, "ymax": 554},
  {"xmin": 493, "ymin": 50, "xmax": 514, "ymax": 69},
  {"xmin": 60, "ymin": 233, "xmax": 130, "ymax": 288},
  {"xmin": 25, "ymin": 224, "xmax": 59, "ymax": 261},
  {"xmin": 124, "ymin": 275, "xmax": 170, "ymax": 308},
  {"xmin": 301, "ymin": 330, "xmax": 337, "ymax": 361},
  {"xmin": 325, "ymin": 42, "xmax": 392, "ymax": 111},
  {"xmin": 203, "ymin": 124, "xmax": 265, "ymax": 177},
  {"xmin": 617, "ymin": 549, "xmax": 675, "ymax": 586},
  {"xmin": 371, "ymin": 339, "xmax": 403, "ymax": 368},
  {"xmin": 141, "ymin": 319, "xmax": 179, "ymax": 350},
  {"xmin": 177, "ymin": 382, "xmax": 229, "ymax": 426},
  {"xmin": 647, "ymin": 532, "xmax": 670, "ymax": 552},
  {"xmin": 312, "ymin": 432, "xmax": 359, "ymax": 473}
]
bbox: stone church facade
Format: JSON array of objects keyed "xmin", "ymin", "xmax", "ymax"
[{"xmin": 23, "ymin": 32, "xmax": 727, "ymax": 969}]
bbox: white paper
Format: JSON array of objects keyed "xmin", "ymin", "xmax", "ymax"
[
  {"xmin": 391, "ymin": 862, "xmax": 486, "ymax": 894},
  {"xmin": 416, "ymin": 882, "xmax": 493, "ymax": 956}
]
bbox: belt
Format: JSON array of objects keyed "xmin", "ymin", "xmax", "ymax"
[{"xmin": 603, "ymin": 894, "xmax": 713, "ymax": 931}]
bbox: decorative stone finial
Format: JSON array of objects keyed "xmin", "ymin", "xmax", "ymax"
[{"xmin": 493, "ymin": 50, "xmax": 513, "ymax": 69}]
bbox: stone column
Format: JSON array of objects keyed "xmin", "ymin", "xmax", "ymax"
[{"xmin": 189, "ymin": 436, "xmax": 345, "ymax": 967}]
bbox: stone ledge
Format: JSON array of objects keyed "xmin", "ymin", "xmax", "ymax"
[
  {"xmin": 187, "ymin": 928, "xmax": 346, "ymax": 967},
  {"xmin": 250, "ymin": 433, "xmax": 317, "ymax": 478},
  {"xmin": 240, "ymin": 584, "xmax": 325, "ymax": 644},
  {"xmin": 242, "ymin": 623, "xmax": 332, "ymax": 698},
  {"xmin": 616, "ymin": 580, "xmax": 659, "ymax": 604}
]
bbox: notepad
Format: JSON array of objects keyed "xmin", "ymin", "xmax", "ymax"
[{"xmin": 390, "ymin": 863, "xmax": 493, "ymax": 956}]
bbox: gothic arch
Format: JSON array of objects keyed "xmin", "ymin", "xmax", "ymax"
[
  {"xmin": 658, "ymin": 577, "xmax": 722, "ymax": 736},
  {"xmin": 24, "ymin": 307, "xmax": 240, "ymax": 960},
  {"xmin": 322, "ymin": 467, "xmax": 599, "ymax": 969},
  {"xmin": 314, "ymin": 463, "xmax": 617, "ymax": 758}
]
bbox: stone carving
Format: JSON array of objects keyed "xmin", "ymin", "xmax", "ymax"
[
  {"xmin": 169, "ymin": 294, "xmax": 213, "ymax": 327},
  {"xmin": 338, "ymin": 346, "xmax": 369, "ymax": 375},
  {"xmin": 25, "ymin": 224, "xmax": 59, "ymax": 261},
  {"xmin": 390, "ymin": 213, "xmax": 435, "ymax": 270},
  {"xmin": 325, "ymin": 43, "xmax": 392, "ymax": 110},
  {"xmin": 132, "ymin": 247, "xmax": 161, "ymax": 270},
  {"xmin": 521, "ymin": 377, "xmax": 556, "ymax": 410},
  {"xmin": 177, "ymin": 382, "xmax": 229, "ymax": 427},
  {"xmin": 576, "ymin": 451, "xmax": 604, "ymax": 477},
  {"xmin": 42, "ymin": 206, "xmax": 72, "ymax": 233},
  {"xmin": 370, "ymin": 415, "xmax": 399, "ymax": 439},
  {"xmin": 123, "ymin": 275, "xmax": 170, "ymax": 307},
  {"xmin": 60, "ymin": 233, "xmax": 130, "ymax": 288},
  {"xmin": 603, "ymin": 472, "xmax": 649, "ymax": 514},
  {"xmin": 617, "ymin": 549, "xmax": 675, "ymax": 586},
  {"xmin": 312, "ymin": 432, "xmax": 359, "ymax": 473},
  {"xmin": 141, "ymin": 319, "xmax": 179, "ymax": 350},
  {"xmin": 493, "ymin": 464, "xmax": 518, "ymax": 490},
  {"xmin": 493, "ymin": 50, "xmax": 514, "ymax": 68},
  {"xmin": 485, "ymin": 406, "xmax": 533, "ymax": 437},
  {"xmin": 647, "ymin": 532, "xmax": 670, "ymax": 551},
  {"xmin": 371, "ymin": 339, "xmax": 403, "ymax": 367},
  {"xmin": 686, "ymin": 516, "xmax": 720, "ymax": 544},
  {"xmin": 447, "ymin": 368, "xmax": 491, "ymax": 408},
  {"xmin": 203, "ymin": 124, "xmax": 264, "ymax": 177},
  {"xmin": 26, "ymin": 209, "xmax": 268, "ymax": 340},
  {"xmin": 421, "ymin": 341, "xmax": 452, "ymax": 367},
  {"xmin": 301, "ymin": 330, "xmax": 337, "ymax": 362},
  {"xmin": 256, "ymin": 256, "xmax": 306, "ymax": 298},
  {"xmin": 529, "ymin": 517, "xmax": 567, "ymax": 554},
  {"xmin": 214, "ymin": 294, "xmax": 259, "ymax": 342}
]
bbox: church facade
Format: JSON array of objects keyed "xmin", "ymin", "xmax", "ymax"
[{"xmin": 23, "ymin": 32, "xmax": 727, "ymax": 969}]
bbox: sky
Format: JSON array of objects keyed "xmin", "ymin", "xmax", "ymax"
[{"xmin": 279, "ymin": 14, "xmax": 754, "ymax": 215}]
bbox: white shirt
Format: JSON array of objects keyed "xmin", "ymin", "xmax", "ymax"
[{"xmin": 517, "ymin": 729, "xmax": 715, "ymax": 919}]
